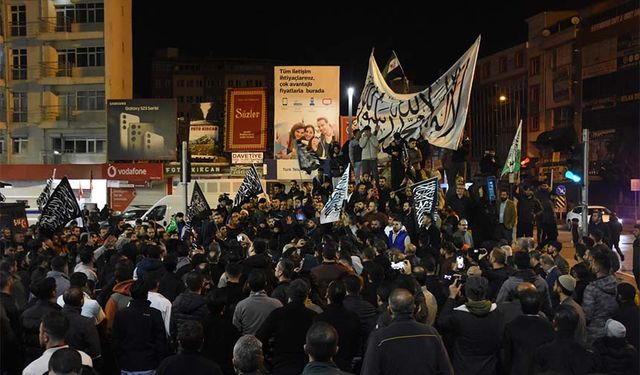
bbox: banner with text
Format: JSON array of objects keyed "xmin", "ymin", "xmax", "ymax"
[
  {"xmin": 226, "ymin": 88, "xmax": 268, "ymax": 151},
  {"xmin": 107, "ymin": 99, "xmax": 177, "ymax": 160},
  {"xmin": 274, "ymin": 66, "xmax": 340, "ymax": 174},
  {"xmin": 412, "ymin": 177, "xmax": 438, "ymax": 226},
  {"xmin": 39, "ymin": 177, "xmax": 82, "ymax": 236},
  {"xmin": 356, "ymin": 37, "xmax": 480, "ymax": 150}
]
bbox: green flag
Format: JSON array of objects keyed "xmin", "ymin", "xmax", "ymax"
[
  {"xmin": 165, "ymin": 215, "xmax": 178, "ymax": 234},
  {"xmin": 501, "ymin": 120, "xmax": 522, "ymax": 177}
]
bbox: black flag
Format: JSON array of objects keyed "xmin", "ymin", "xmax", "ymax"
[
  {"xmin": 233, "ymin": 165, "xmax": 264, "ymax": 208},
  {"xmin": 187, "ymin": 181, "xmax": 211, "ymax": 223},
  {"xmin": 38, "ymin": 177, "xmax": 81, "ymax": 236},
  {"xmin": 412, "ymin": 177, "xmax": 438, "ymax": 226},
  {"xmin": 36, "ymin": 174, "xmax": 54, "ymax": 211},
  {"xmin": 296, "ymin": 140, "xmax": 320, "ymax": 174}
]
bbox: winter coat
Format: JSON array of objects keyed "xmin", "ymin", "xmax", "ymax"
[
  {"xmin": 362, "ymin": 312, "xmax": 453, "ymax": 375},
  {"xmin": 496, "ymin": 269, "xmax": 552, "ymax": 316},
  {"xmin": 20, "ymin": 300, "xmax": 61, "ymax": 363},
  {"xmin": 171, "ymin": 291, "xmax": 208, "ymax": 330},
  {"xmin": 61, "ymin": 305, "xmax": 101, "ymax": 359},
  {"xmin": 582, "ymin": 274, "xmax": 618, "ymax": 341},
  {"xmin": 111, "ymin": 299, "xmax": 168, "ymax": 372},
  {"xmin": 135, "ymin": 257, "xmax": 166, "ymax": 281},
  {"xmin": 46, "ymin": 270, "xmax": 70, "ymax": 298},
  {"xmin": 592, "ymin": 336, "xmax": 638, "ymax": 375},
  {"xmin": 533, "ymin": 335, "xmax": 598, "ymax": 375},
  {"xmin": 502, "ymin": 314, "xmax": 554, "ymax": 375},
  {"xmin": 437, "ymin": 299, "xmax": 502, "ymax": 375}
]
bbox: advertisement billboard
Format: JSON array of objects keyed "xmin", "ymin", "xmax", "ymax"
[
  {"xmin": 225, "ymin": 88, "xmax": 268, "ymax": 152},
  {"xmin": 107, "ymin": 99, "xmax": 177, "ymax": 160},
  {"xmin": 274, "ymin": 66, "xmax": 340, "ymax": 176},
  {"xmin": 102, "ymin": 163, "xmax": 164, "ymax": 183}
]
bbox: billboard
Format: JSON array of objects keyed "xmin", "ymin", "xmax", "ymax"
[
  {"xmin": 225, "ymin": 88, "xmax": 268, "ymax": 152},
  {"xmin": 107, "ymin": 99, "xmax": 177, "ymax": 160},
  {"xmin": 187, "ymin": 102, "xmax": 228, "ymax": 163},
  {"xmin": 274, "ymin": 66, "xmax": 340, "ymax": 176},
  {"xmin": 103, "ymin": 163, "xmax": 164, "ymax": 183}
]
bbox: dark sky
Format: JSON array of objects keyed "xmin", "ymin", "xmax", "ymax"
[{"xmin": 132, "ymin": 1, "xmax": 600, "ymax": 98}]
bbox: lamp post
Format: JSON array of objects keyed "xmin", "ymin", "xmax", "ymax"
[{"xmin": 347, "ymin": 87, "xmax": 354, "ymax": 139}]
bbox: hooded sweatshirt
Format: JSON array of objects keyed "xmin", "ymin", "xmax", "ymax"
[{"xmin": 105, "ymin": 279, "xmax": 134, "ymax": 331}]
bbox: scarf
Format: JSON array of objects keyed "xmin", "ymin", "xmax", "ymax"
[{"xmin": 465, "ymin": 299, "xmax": 492, "ymax": 316}]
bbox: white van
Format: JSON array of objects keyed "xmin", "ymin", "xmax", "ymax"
[{"xmin": 135, "ymin": 178, "xmax": 265, "ymax": 227}]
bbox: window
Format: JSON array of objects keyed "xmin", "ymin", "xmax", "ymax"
[
  {"xmin": 0, "ymin": 138, "xmax": 4, "ymax": 154},
  {"xmin": 498, "ymin": 57, "xmax": 507, "ymax": 73},
  {"xmin": 482, "ymin": 62, "xmax": 491, "ymax": 79},
  {"xmin": 12, "ymin": 49, "xmax": 27, "ymax": 80},
  {"xmin": 76, "ymin": 90, "xmax": 105, "ymax": 110},
  {"xmin": 10, "ymin": 5, "xmax": 26, "ymax": 37},
  {"xmin": 514, "ymin": 51, "xmax": 524, "ymax": 68},
  {"xmin": 12, "ymin": 92, "xmax": 27, "ymax": 122},
  {"xmin": 76, "ymin": 47, "xmax": 104, "ymax": 67},
  {"xmin": 55, "ymin": 5, "xmax": 74, "ymax": 31},
  {"xmin": 529, "ymin": 114, "xmax": 540, "ymax": 132},
  {"xmin": 0, "ymin": 91, "xmax": 6, "ymax": 122},
  {"xmin": 529, "ymin": 56, "xmax": 541, "ymax": 76},
  {"xmin": 186, "ymin": 80, "xmax": 194, "ymax": 88},
  {"xmin": 55, "ymin": 137, "xmax": 105, "ymax": 153},
  {"xmin": 153, "ymin": 79, "xmax": 162, "ymax": 89},
  {"xmin": 256, "ymin": 80, "xmax": 263, "ymax": 87},
  {"xmin": 12, "ymin": 137, "xmax": 28, "ymax": 154},
  {"xmin": 177, "ymin": 80, "xmax": 185, "ymax": 87},
  {"xmin": 529, "ymin": 85, "xmax": 540, "ymax": 114},
  {"xmin": 57, "ymin": 49, "xmax": 75, "ymax": 76},
  {"xmin": 205, "ymin": 79, "xmax": 213, "ymax": 88},
  {"xmin": 75, "ymin": 3, "xmax": 104, "ymax": 23}
]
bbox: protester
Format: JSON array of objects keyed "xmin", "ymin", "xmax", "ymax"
[{"xmin": 156, "ymin": 320, "xmax": 223, "ymax": 375}]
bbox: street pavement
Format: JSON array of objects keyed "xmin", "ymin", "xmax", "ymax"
[{"xmin": 556, "ymin": 226, "xmax": 636, "ymax": 287}]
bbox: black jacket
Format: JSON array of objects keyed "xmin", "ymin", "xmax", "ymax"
[
  {"xmin": 157, "ymin": 351, "xmax": 223, "ymax": 375},
  {"xmin": 20, "ymin": 299, "xmax": 61, "ymax": 363},
  {"xmin": 437, "ymin": 299, "xmax": 502, "ymax": 375},
  {"xmin": 171, "ymin": 291, "xmax": 208, "ymax": 331},
  {"xmin": 315, "ymin": 303, "xmax": 361, "ymax": 372},
  {"xmin": 502, "ymin": 314, "xmax": 554, "ymax": 375},
  {"xmin": 202, "ymin": 313, "xmax": 241, "ymax": 375},
  {"xmin": 592, "ymin": 336, "xmax": 638, "ymax": 375},
  {"xmin": 342, "ymin": 295, "xmax": 378, "ymax": 348},
  {"xmin": 533, "ymin": 334, "xmax": 598, "ymax": 375},
  {"xmin": 61, "ymin": 305, "xmax": 101, "ymax": 359},
  {"xmin": 111, "ymin": 299, "xmax": 168, "ymax": 371},
  {"xmin": 613, "ymin": 301, "xmax": 639, "ymax": 350},
  {"xmin": 256, "ymin": 300, "xmax": 317, "ymax": 375},
  {"xmin": 158, "ymin": 271, "xmax": 185, "ymax": 302},
  {"xmin": 361, "ymin": 312, "xmax": 452, "ymax": 375}
]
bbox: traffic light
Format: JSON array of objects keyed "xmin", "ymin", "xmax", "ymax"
[{"xmin": 565, "ymin": 144, "xmax": 584, "ymax": 183}]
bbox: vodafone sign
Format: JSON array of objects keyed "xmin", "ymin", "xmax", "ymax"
[{"xmin": 102, "ymin": 163, "xmax": 163, "ymax": 182}]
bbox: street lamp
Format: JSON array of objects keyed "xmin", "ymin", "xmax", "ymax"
[
  {"xmin": 498, "ymin": 94, "xmax": 507, "ymax": 103},
  {"xmin": 347, "ymin": 87, "xmax": 355, "ymax": 139}
]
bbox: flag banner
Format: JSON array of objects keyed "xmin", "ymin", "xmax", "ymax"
[
  {"xmin": 296, "ymin": 140, "xmax": 320, "ymax": 174},
  {"xmin": 382, "ymin": 51, "xmax": 403, "ymax": 81},
  {"xmin": 320, "ymin": 164, "xmax": 351, "ymax": 224},
  {"xmin": 412, "ymin": 177, "xmax": 439, "ymax": 226},
  {"xmin": 36, "ymin": 169, "xmax": 56, "ymax": 211},
  {"xmin": 500, "ymin": 120, "xmax": 523, "ymax": 177},
  {"xmin": 187, "ymin": 181, "xmax": 211, "ymax": 222},
  {"xmin": 39, "ymin": 177, "xmax": 82, "ymax": 236},
  {"xmin": 233, "ymin": 165, "xmax": 264, "ymax": 208},
  {"xmin": 356, "ymin": 36, "xmax": 480, "ymax": 150}
]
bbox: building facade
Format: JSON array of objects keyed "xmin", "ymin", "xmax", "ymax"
[{"xmin": 0, "ymin": 0, "xmax": 132, "ymax": 165}]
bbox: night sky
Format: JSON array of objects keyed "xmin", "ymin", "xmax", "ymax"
[{"xmin": 132, "ymin": 1, "xmax": 601, "ymax": 99}]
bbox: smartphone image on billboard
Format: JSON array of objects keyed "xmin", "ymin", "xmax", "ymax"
[
  {"xmin": 128, "ymin": 123, "xmax": 155, "ymax": 152},
  {"xmin": 144, "ymin": 131, "xmax": 165, "ymax": 155},
  {"xmin": 119, "ymin": 113, "xmax": 141, "ymax": 149}
]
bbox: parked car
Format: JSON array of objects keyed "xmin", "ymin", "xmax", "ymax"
[
  {"xmin": 121, "ymin": 205, "xmax": 152, "ymax": 221},
  {"xmin": 565, "ymin": 205, "xmax": 622, "ymax": 230}
]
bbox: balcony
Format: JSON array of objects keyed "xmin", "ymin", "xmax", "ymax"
[
  {"xmin": 41, "ymin": 105, "xmax": 73, "ymax": 122},
  {"xmin": 39, "ymin": 62, "xmax": 104, "ymax": 85},
  {"xmin": 37, "ymin": 18, "xmax": 104, "ymax": 41}
]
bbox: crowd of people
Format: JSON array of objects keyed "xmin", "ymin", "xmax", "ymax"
[{"xmin": 0, "ymin": 167, "xmax": 639, "ymax": 375}]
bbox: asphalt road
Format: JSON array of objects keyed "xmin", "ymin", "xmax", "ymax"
[{"xmin": 556, "ymin": 226, "xmax": 636, "ymax": 286}]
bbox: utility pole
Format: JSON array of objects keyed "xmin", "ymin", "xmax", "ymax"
[
  {"xmin": 581, "ymin": 129, "xmax": 589, "ymax": 237},
  {"xmin": 181, "ymin": 141, "xmax": 188, "ymax": 216}
]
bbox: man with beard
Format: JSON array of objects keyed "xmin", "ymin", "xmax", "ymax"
[
  {"xmin": 416, "ymin": 214, "xmax": 441, "ymax": 260},
  {"xmin": 363, "ymin": 201, "xmax": 388, "ymax": 227},
  {"xmin": 514, "ymin": 185, "xmax": 542, "ymax": 238},
  {"xmin": 305, "ymin": 219, "xmax": 324, "ymax": 244},
  {"xmin": 496, "ymin": 189, "xmax": 516, "ymax": 243},
  {"xmin": 400, "ymin": 202, "xmax": 417, "ymax": 244},
  {"xmin": 368, "ymin": 219, "xmax": 388, "ymax": 244}
]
